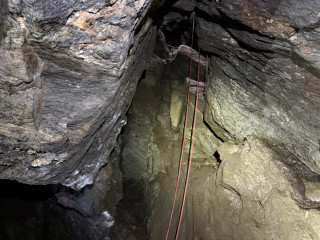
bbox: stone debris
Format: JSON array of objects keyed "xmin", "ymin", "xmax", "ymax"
[{"xmin": 31, "ymin": 157, "xmax": 52, "ymax": 167}]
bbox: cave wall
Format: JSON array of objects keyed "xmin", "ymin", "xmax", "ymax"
[
  {"xmin": 0, "ymin": 0, "xmax": 157, "ymax": 189},
  {"xmin": 120, "ymin": 0, "xmax": 320, "ymax": 239},
  {"xmin": 198, "ymin": 0, "xmax": 320, "ymax": 210},
  {"xmin": 121, "ymin": 51, "xmax": 320, "ymax": 240},
  {"xmin": 120, "ymin": 49, "xmax": 222, "ymax": 239},
  {"xmin": 1, "ymin": 0, "xmax": 320, "ymax": 239},
  {"xmin": 198, "ymin": 0, "xmax": 320, "ymax": 175}
]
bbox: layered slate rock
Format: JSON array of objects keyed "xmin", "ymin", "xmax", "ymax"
[
  {"xmin": 0, "ymin": 0, "xmax": 157, "ymax": 189},
  {"xmin": 197, "ymin": 0, "xmax": 320, "ymax": 174},
  {"xmin": 195, "ymin": 0, "xmax": 320, "ymax": 206}
]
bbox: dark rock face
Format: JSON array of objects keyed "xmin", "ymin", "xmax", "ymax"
[
  {"xmin": 8, "ymin": 0, "xmax": 106, "ymax": 21},
  {"xmin": 0, "ymin": 144, "xmax": 123, "ymax": 240},
  {"xmin": 0, "ymin": 181, "xmax": 64, "ymax": 240},
  {"xmin": 0, "ymin": 0, "xmax": 157, "ymax": 189}
]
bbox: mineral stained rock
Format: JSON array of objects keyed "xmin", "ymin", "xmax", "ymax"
[{"xmin": 0, "ymin": 0, "xmax": 157, "ymax": 189}]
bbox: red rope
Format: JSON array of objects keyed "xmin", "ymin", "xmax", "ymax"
[
  {"xmin": 175, "ymin": 48, "xmax": 201, "ymax": 240},
  {"xmin": 165, "ymin": 18, "xmax": 195, "ymax": 240}
]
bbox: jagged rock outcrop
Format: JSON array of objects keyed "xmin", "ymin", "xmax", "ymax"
[{"xmin": 0, "ymin": 0, "xmax": 157, "ymax": 189}]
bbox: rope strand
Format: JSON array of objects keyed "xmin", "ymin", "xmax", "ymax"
[
  {"xmin": 164, "ymin": 18, "xmax": 195, "ymax": 240},
  {"xmin": 175, "ymin": 48, "xmax": 201, "ymax": 240}
]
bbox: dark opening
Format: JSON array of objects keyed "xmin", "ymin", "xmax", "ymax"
[{"xmin": 0, "ymin": 180, "xmax": 72, "ymax": 240}]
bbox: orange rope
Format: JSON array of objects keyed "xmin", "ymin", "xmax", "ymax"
[
  {"xmin": 165, "ymin": 18, "xmax": 195, "ymax": 240},
  {"xmin": 175, "ymin": 48, "xmax": 201, "ymax": 240}
]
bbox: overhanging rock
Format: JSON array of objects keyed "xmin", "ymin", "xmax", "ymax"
[{"xmin": 0, "ymin": 0, "xmax": 157, "ymax": 190}]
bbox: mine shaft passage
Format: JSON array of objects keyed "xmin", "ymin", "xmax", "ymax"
[{"xmin": 1, "ymin": 0, "xmax": 320, "ymax": 239}]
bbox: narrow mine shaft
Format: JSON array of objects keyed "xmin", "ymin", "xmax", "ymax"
[{"xmin": 1, "ymin": 0, "xmax": 320, "ymax": 239}]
